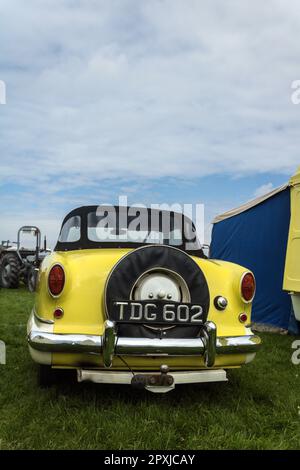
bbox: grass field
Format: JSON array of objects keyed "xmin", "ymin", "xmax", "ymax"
[{"xmin": 0, "ymin": 288, "xmax": 299, "ymax": 450}]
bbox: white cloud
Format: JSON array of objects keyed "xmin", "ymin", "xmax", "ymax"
[
  {"xmin": 253, "ymin": 182, "xmax": 274, "ymax": 198},
  {"xmin": 1, "ymin": 0, "xmax": 300, "ymax": 190},
  {"xmin": 0, "ymin": 0, "xmax": 300, "ymax": 243}
]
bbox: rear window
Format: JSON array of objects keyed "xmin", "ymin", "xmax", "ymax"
[
  {"xmin": 87, "ymin": 208, "xmax": 183, "ymax": 246},
  {"xmin": 58, "ymin": 215, "xmax": 81, "ymax": 242}
]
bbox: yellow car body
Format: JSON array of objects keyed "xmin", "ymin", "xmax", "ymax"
[{"xmin": 28, "ymin": 205, "xmax": 261, "ymax": 392}]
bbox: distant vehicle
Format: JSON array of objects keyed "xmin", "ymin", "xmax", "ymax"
[
  {"xmin": 0, "ymin": 226, "xmax": 51, "ymax": 291},
  {"xmin": 28, "ymin": 205, "xmax": 261, "ymax": 392}
]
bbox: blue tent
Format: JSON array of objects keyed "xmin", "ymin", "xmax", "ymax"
[{"xmin": 210, "ymin": 184, "xmax": 295, "ymax": 331}]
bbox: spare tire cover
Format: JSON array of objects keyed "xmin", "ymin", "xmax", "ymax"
[{"xmin": 105, "ymin": 245, "xmax": 210, "ymax": 339}]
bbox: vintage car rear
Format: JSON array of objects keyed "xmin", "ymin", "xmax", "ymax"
[{"xmin": 27, "ymin": 205, "xmax": 261, "ymax": 392}]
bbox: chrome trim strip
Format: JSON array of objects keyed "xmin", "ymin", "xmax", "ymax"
[
  {"xmin": 216, "ymin": 335, "xmax": 261, "ymax": 354},
  {"xmin": 28, "ymin": 330, "xmax": 261, "ymax": 356},
  {"xmin": 115, "ymin": 337, "xmax": 205, "ymax": 356},
  {"xmin": 34, "ymin": 311, "xmax": 54, "ymax": 325},
  {"xmin": 201, "ymin": 321, "xmax": 216, "ymax": 367},
  {"xmin": 28, "ymin": 331, "xmax": 102, "ymax": 353},
  {"xmin": 103, "ymin": 320, "xmax": 116, "ymax": 368}
]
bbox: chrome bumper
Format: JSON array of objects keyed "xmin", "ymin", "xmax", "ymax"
[
  {"xmin": 28, "ymin": 320, "xmax": 261, "ymax": 368},
  {"xmin": 77, "ymin": 369, "xmax": 228, "ymax": 393}
]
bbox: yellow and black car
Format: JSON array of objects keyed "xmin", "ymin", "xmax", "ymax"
[{"xmin": 27, "ymin": 205, "xmax": 261, "ymax": 393}]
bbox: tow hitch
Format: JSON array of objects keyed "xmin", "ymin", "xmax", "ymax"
[{"xmin": 131, "ymin": 364, "xmax": 175, "ymax": 393}]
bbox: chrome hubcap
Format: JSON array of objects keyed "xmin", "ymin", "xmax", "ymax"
[{"xmin": 132, "ymin": 269, "xmax": 190, "ymax": 303}]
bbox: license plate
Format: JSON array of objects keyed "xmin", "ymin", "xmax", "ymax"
[{"xmin": 110, "ymin": 300, "xmax": 203, "ymax": 325}]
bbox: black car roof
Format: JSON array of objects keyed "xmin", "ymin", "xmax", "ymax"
[{"xmin": 54, "ymin": 205, "xmax": 204, "ymax": 257}]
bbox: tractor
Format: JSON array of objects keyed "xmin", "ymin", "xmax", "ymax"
[{"xmin": 0, "ymin": 226, "xmax": 50, "ymax": 291}]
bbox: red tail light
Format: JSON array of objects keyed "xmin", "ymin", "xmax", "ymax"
[
  {"xmin": 239, "ymin": 313, "xmax": 248, "ymax": 323},
  {"xmin": 48, "ymin": 264, "xmax": 65, "ymax": 296},
  {"xmin": 241, "ymin": 272, "xmax": 256, "ymax": 303}
]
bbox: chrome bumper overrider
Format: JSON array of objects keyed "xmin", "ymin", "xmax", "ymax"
[{"xmin": 28, "ymin": 320, "xmax": 261, "ymax": 368}]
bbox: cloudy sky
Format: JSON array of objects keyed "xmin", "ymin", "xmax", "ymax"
[{"xmin": 0, "ymin": 0, "xmax": 300, "ymax": 247}]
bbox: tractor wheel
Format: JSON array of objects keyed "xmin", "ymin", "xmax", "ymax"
[
  {"xmin": 0, "ymin": 253, "xmax": 20, "ymax": 288},
  {"xmin": 26, "ymin": 266, "xmax": 37, "ymax": 292}
]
